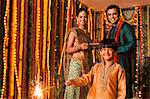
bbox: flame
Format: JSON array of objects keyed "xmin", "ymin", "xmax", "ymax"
[{"xmin": 33, "ymin": 84, "xmax": 43, "ymax": 98}]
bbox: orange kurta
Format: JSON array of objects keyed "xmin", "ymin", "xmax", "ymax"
[{"xmin": 73, "ymin": 62, "xmax": 126, "ymax": 99}]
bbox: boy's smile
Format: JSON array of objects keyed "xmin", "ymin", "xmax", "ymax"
[{"xmin": 100, "ymin": 48, "xmax": 115, "ymax": 61}]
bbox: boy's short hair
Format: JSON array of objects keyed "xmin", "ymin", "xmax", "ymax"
[{"xmin": 99, "ymin": 39, "xmax": 118, "ymax": 52}]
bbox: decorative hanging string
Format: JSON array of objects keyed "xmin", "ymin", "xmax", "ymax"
[
  {"xmin": 138, "ymin": 6, "xmax": 144, "ymax": 98},
  {"xmin": 88, "ymin": 8, "xmax": 95, "ymax": 63},
  {"xmin": 133, "ymin": 7, "xmax": 139, "ymax": 39},
  {"xmin": 42, "ymin": 0, "xmax": 48, "ymax": 71},
  {"xmin": 59, "ymin": 0, "xmax": 65, "ymax": 58},
  {"xmin": 132, "ymin": 6, "xmax": 140, "ymax": 97},
  {"xmin": 147, "ymin": 6, "xmax": 150, "ymax": 56},
  {"xmin": 46, "ymin": 0, "xmax": 51, "ymax": 98},
  {"xmin": 58, "ymin": 0, "xmax": 73, "ymax": 75},
  {"xmin": 88, "ymin": 8, "xmax": 92, "ymax": 39},
  {"xmin": 18, "ymin": 0, "xmax": 25, "ymax": 98},
  {"xmin": 120, "ymin": 9, "xmax": 125, "ymax": 21},
  {"xmin": 42, "ymin": 0, "xmax": 50, "ymax": 98},
  {"xmin": 50, "ymin": 0, "xmax": 59, "ymax": 98},
  {"xmin": 103, "ymin": 11, "xmax": 113, "ymax": 38},
  {"xmin": 66, "ymin": 0, "xmax": 73, "ymax": 31},
  {"xmin": 9, "ymin": 0, "xmax": 20, "ymax": 97},
  {"xmin": 35, "ymin": 0, "xmax": 41, "ymax": 83},
  {"xmin": 1, "ymin": 0, "xmax": 10, "ymax": 98},
  {"xmin": 99, "ymin": 10, "xmax": 104, "ymax": 40}
]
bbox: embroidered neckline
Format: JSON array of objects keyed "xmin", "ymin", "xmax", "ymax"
[{"xmin": 99, "ymin": 62, "xmax": 115, "ymax": 91}]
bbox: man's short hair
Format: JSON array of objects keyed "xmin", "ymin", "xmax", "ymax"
[
  {"xmin": 99, "ymin": 39, "xmax": 118, "ymax": 52},
  {"xmin": 106, "ymin": 5, "xmax": 120, "ymax": 17}
]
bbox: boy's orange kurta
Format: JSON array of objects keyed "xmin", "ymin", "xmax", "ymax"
[{"xmin": 73, "ymin": 62, "xmax": 126, "ymax": 99}]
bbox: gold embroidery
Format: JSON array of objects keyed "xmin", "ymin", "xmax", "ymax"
[{"xmin": 100, "ymin": 63, "xmax": 115, "ymax": 91}]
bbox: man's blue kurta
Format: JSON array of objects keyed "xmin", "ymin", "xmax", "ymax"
[{"xmin": 106, "ymin": 21, "xmax": 135, "ymax": 98}]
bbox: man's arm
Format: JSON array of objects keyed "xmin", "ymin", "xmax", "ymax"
[{"xmin": 117, "ymin": 23, "xmax": 135, "ymax": 53}]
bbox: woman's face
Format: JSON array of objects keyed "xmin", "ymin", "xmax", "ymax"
[
  {"xmin": 107, "ymin": 8, "xmax": 119, "ymax": 24},
  {"xmin": 100, "ymin": 48, "xmax": 115, "ymax": 61},
  {"xmin": 77, "ymin": 11, "xmax": 87, "ymax": 27}
]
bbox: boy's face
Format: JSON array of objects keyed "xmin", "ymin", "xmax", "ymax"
[{"xmin": 100, "ymin": 47, "xmax": 115, "ymax": 61}]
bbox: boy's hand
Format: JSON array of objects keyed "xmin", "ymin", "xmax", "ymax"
[{"xmin": 65, "ymin": 79, "xmax": 75, "ymax": 86}]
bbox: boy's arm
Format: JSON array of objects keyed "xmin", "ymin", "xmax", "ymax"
[
  {"xmin": 73, "ymin": 70, "xmax": 93, "ymax": 87},
  {"xmin": 65, "ymin": 67, "xmax": 93, "ymax": 87},
  {"xmin": 117, "ymin": 68, "xmax": 126, "ymax": 99}
]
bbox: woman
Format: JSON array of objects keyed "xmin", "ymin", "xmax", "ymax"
[{"xmin": 63, "ymin": 8, "xmax": 93, "ymax": 99}]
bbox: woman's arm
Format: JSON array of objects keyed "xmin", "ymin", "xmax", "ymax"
[{"xmin": 66, "ymin": 31, "xmax": 89, "ymax": 54}]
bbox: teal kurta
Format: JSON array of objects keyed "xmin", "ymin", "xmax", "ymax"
[
  {"xmin": 109, "ymin": 22, "xmax": 135, "ymax": 53},
  {"xmin": 106, "ymin": 21, "xmax": 135, "ymax": 98}
]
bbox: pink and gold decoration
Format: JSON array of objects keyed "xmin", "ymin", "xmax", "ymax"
[{"xmin": 0, "ymin": 0, "xmax": 149, "ymax": 98}]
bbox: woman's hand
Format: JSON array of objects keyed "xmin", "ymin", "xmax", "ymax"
[{"xmin": 79, "ymin": 43, "xmax": 88, "ymax": 50}]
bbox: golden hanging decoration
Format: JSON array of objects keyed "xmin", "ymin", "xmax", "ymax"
[{"xmin": 1, "ymin": 0, "xmax": 10, "ymax": 98}]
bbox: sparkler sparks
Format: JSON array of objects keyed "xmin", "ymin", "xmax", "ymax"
[
  {"xmin": 29, "ymin": 79, "xmax": 65, "ymax": 99},
  {"xmin": 29, "ymin": 79, "xmax": 44, "ymax": 99},
  {"xmin": 33, "ymin": 84, "xmax": 43, "ymax": 98}
]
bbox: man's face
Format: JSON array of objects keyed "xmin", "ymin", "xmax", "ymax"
[
  {"xmin": 107, "ymin": 8, "xmax": 119, "ymax": 24},
  {"xmin": 100, "ymin": 48, "xmax": 115, "ymax": 61}
]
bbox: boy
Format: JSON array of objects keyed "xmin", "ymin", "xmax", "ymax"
[{"xmin": 65, "ymin": 39, "xmax": 126, "ymax": 99}]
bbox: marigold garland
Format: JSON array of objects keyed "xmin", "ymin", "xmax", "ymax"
[
  {"xmin": 58, "ymin": 0, "xmax": 73, "ymax": 75},
  {"xmin": 35, "ymin": 0, "xmax": 41, "ymax": 83},
  {"xmin": 18, "ymin": 0, "xmax": 25, "ymax": 98},
  {"xmin": 9, "ymin": 0, "xmax": 20, "ymax": 97},
  {"xmin": 47, "ymin": 1, "xmax": 51, "ymax": 98},
  {"xmin": 147, "ymin": 6, "xmax": 150, "ymax": 56}
]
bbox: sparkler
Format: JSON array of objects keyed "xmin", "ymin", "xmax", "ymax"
[
  {"xmin": 42, "ymin": 83, "xmax": 65, "ymax": 92},
  {"xmin": 88, "ymin": 42, "xmax": 100, "ymax": 46},
  {"xmin": 30, "ymin": 79, "xmax": 65, "ymax": 99},
  {"xmin": 29, "ymin": 80, "xmax": 43, "ymax": 99},
  {"xmin": 33, "ymin": 84, "xmax": 43, "ymax": 97}
]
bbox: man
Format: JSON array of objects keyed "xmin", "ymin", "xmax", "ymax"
[{"xmin": 105, "ymin": 5, "xmax": 135, "ymax": 98}]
